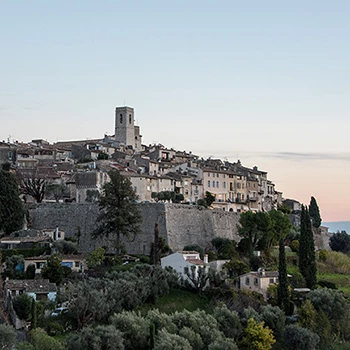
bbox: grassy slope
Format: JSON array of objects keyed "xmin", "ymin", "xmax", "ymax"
[{"xmin": 137, "ymin": 289, "xmax": 212, "ymax": 315}]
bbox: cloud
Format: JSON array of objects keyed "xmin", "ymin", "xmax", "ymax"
[{"xmin": 261, "ymin": 152, "xmax": 350, "ymax": 162}]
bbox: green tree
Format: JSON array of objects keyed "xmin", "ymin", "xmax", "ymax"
[
  {"xmin": 205, "ymin": 191, "xmax": 215, "ymax": 207},
  {"xmin": 211, "ymin": 237, "xmax": 237, "ymax": 259},
  {"xmin": 4, "ymin": 255, "xmax": 24, "ymax": 279},
  {"xmin": 309, "ymin": 196, "xmax": 321, "ymax": 228},
  {"xmin": 86, "ymin": 247, "xmax": 106, "ymax": 269},
  {"xmin": 238, "ymin": 211, "xmax": 271, "ymax": 259},
  {"xmin": 13, "ymin": 294, "xmax": 33, "ymax": 321},
  {"xmin": 66, "ymin": 325, "xmax": 124, "ymax": 350},
  {"xmin": 41, "ymin": 254, "xmax": 64, "ymax": 285},
  {"xmin": 277, "ymin": 238, "xmax": 289, "ymax": 312},
  {"xmin": 94, "ymin": 170, "xmax": 142, "ymax": 255},
  {"xmin": 27, "ymin": 328, "xmax": 64, "ymax": 350},
  {"xmin": 213, "ymin": 305, "xmax": 242, "ymax": 340},
  {"xmin": 283, "ymin": 325, "xmax": 319, "ymax": 350},
  {"xmin": 111, "ymin": 311, "xmax": 150, "ymax": 350},
  {"xmin": 25, "ymin": 264, "xmax": 36, "ymax": 279},
  {"xmin": 31, "ymin": 298, "xmax": 37, "ymax": 329},
  {"xmin": 224, "ymin": 258, "xmax": 249, "ymax": 279},
  {"xmin": 0, "ymin": 165, "xmax": 24, "ymax": 234},
  {"xmin": 329, "ymin": 231, "xmax": 350, "ymax": 254},
  {"xmin": 0, "ymin": 324, "xmax": 17, "ymax": 350},
  {"xmin": 308, "ymin": 288, "xmax": 348, "ymax": 336},
  {"xmin": 299, "ymin": 206, "xmax": 317, "ymax": 289},
  {"xmin": 45, "ymin": 182, "xmax": 69, "ymax": 202},
  {"xmin": 239, "ymin": 318, "xmax": 276, "ymax": 350},
  {"xmin": 154, "ymin": 329, "xmax": 191, "ymax": 350},
  {"xmin": 260, "ymin": 305, "xmax": 286, "ymax": 339}
]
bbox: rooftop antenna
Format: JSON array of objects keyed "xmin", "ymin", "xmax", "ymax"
[{"xmin": 7, "ymin": 135, "xmax": 12, "ymax": 143}]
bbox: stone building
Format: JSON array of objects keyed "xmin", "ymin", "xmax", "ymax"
[{"xmin": 115, "ymin": 106, "xmax": 142, "ymax": 151}]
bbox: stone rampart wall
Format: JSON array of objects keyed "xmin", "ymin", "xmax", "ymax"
[
  {"xmin": 29, "ymin": 203, "xmax": 329, "ymax": 254},
  {"xmin": 29, "ymin": 203, "xmax": 240, "ymax": 254}
]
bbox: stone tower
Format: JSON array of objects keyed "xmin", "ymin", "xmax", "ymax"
[{"xmin": 115, "ymin": 106, "xmax": 135, "ymax": 148}]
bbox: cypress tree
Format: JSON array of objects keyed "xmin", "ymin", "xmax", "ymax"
[
  {"xmin": 277, "ymin": 237, "xmax": 289, "ymax": 312},
  {"xmin": 31, "ymin": 298, "xmax": 37, "ymax": 329},
  {"xmin": 0, "ymin": 165, "xmax": 24, "ymax": 234},
  {"xmin": 309, "ymin": 196, "xmax": 321, "ymax": 228},
  {"xmin": 299, "ymin": 205, "xmax": 307, "ymax": 278},
  {"xmin": 299, "ymin": 206, "xmax": 317, "ymax": 288}
]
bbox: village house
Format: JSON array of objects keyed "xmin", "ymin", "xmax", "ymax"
[
  {"xmin": 239, "ymin": 268, "xmax": 279, "ymax": 299},
  {"xmin": 24, "ymin": 254, "xmax": 86, "ymax": 275},
  {"xmin": 4, "ymin": 279, "xmax": 57, "ymax": 303},
  {"xmin": 161, "ymin": 251, "xmax": 208, "ymax": 284}
]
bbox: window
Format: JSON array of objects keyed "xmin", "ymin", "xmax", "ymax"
[
  {"xmin": 254, "ymin": 278, "xmax": 258, "ymax": 286},
  {"xmin": 223, "ymin": 182, "xmax": 226, "ymax": 189},
  {"xmin": 129, "ymin": 114, "xmax": 132, "ymax": 124},
  {"xmin": 237, "ymin": 183, "xmax": 241, "ymax": 189},
  {"xmin": 75, "ymin": 261, "xmax": 80, "ymax": 268},
  {"xmin": 216, "ymin": 181, "xmax": 219, "ymax": 188},
  {"xmin": 212, "ymin": 181, "xmax": 215, "ymax": 187},
  {"xmin": 208, "ymin": 180, "xmax": 210, "ymax": 187},
  {"xmin": 208, "ymin": 173, "xmax": 210, "ymax": 177},
  {"xmin": 216, "ymin": 173, "xmax": 219, "ymax": 178},
  {"xmin": 269, "ymin": 278, "xmax": 274, "ymax": 284},
  {"xmin": 242, "ymin": 194, "xmax": 244, "ymax": 200},
  {"xmin": 223, "ymin": 174, "xmax": 226, "ymax": 178},
  {"xmin": 120, "ymin": 114, "xmax": 123, "ymax": 123},
  {"xmin": 245, "ymin": 277, "xmax": 250, "ymax": 285}
]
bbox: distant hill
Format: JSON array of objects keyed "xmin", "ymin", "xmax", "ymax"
[{"xmin": 322, "ymin": 221, "xmax": 350, "ymax": 234}]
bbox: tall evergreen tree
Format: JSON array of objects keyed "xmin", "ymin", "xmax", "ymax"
[
  {"xmin": 299, "ymin": 206, "xmax": 317, "ymax": 288},
  {"xmin": 309, "ymin": 196, "xmax": 321, "ymax": 228},
  {"xmin": 93, "ymin": 170, "xmax": 142, "ymax": 255},
  {"xmin": 0, "ymin": 164, "xmax": 24, "ymax": 234},
  {"xmin": 277, "ymin": 237, "xmax": 289, "ymax": 312}
]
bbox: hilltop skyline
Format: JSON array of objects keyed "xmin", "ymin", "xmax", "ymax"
[{"xmin": 1, "ymin": 1, "xmax": 350, "ymax": 221}]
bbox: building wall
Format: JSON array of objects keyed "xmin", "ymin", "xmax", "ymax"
[{"xmin": 115, "ymin": 106, "xmax": 135, "ymax": 147}]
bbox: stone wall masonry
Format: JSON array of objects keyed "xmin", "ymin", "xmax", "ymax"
[
  {"xmin": 29, "ymin": 203, "xmax": 241, "ymax": 254},
  {"xmin": 29, "ymin": 203, "xmax": 328, "ymax": 254}
]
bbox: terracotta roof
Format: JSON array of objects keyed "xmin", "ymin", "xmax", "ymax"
[
  {"xmin": 5, "ymin": 279, "xmax": 57, "ymax": 293},
  {"xmin": 75, "ymin": 172, "xmax": 97, "ymax": 187},
  {"xmin": 0, "ymin": 236, "xmax": 50, "ymax": 243},
  {"xmin": 25, "ymin": 254, "xmax": 85, "ymax": 261},
  {"xmin": 186, "ymin": 259, "xmax": 204, "ymax": 265}
]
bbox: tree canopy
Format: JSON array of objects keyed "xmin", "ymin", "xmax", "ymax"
[
  {"xmin": 94, "ymin": 170, "xmax": 142, "ymax": 255},
  {"xmin": 299, "ymin": 206, "xmax": 317, "ymax": 289},
  {"xmin": 0, "ymin": 165, "xmax": 24, "ymax": 234},
  {"xmin": 309, "ymin": 196, "xmax": 321, "ymax": 228},
  {"xmin": 329, "ymin": 231, "xmax": 350, "ymax": 254}
]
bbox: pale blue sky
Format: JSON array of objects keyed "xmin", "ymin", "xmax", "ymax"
[{"xmin": 1, "ymin": 1, "xmax": 350, "ymax": 221}]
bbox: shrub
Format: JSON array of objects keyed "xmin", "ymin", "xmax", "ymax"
[
  {"xmin": 290, "ymin": 240, "xmax": 299, "ymax": 253},
  {"xmin": 283, "ymin": 325, "xmax": 319, "ymax": 350},
  {"xmin": 13, "ymin": 294, "xmax": 33, "ymax": 321}
]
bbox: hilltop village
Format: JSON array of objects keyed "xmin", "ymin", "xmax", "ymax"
[
  {"xmin": 0, "ymin": 106, "xmax": 282, "ymax": 212},
  {"xmin": 2, "ymin": 106, "xmax": 350, "ymax": 350}
]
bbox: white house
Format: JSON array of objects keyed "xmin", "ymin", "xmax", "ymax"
[{"xmin": 161, "ymin": 251, "xmax": 208, "ymax": 284}]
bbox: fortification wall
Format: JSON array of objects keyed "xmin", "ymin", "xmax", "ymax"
[
  {"xmin": 29, "ymin": 203, "xmax": 329, "ymax": 254},
  {"xmin": 29, "ymin": 203, "xmax": 241, "ymax": 254}
]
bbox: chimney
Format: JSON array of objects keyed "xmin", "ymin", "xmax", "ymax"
[{"xmin": 203, "ymin": 254, "xmax": 208, "ymax": 264}]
